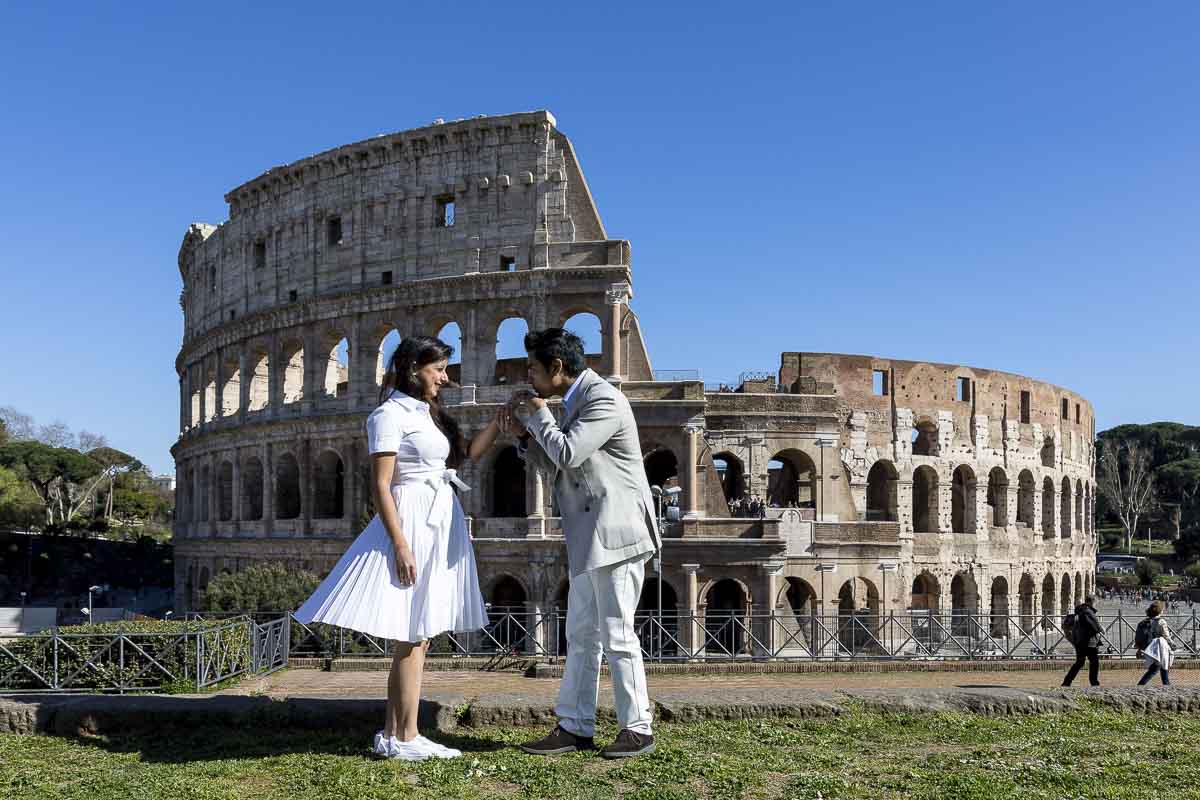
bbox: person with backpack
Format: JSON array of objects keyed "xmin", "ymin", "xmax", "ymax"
[
  {"xmin": 1135, "ymin": 601, "xmax": 1173, "ymax": 686},
  {"xmin": 1061, "ymin": 595, "xmax": 1103, "ymax": 687}
]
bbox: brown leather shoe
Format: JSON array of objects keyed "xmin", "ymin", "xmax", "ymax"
[
  {"xmin": 601, "ymin": 728, "xmax": 655, "ymax": 759},
  {"xmin": 518, "ymin": 725, "xmax": 596, "ymax": 755}
]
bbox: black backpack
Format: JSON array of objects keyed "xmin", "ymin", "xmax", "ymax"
[
  {"xmin": 1134, "ymin": 618, "xmax": 1159, "ymax": 650},
  {"xmin": 1062, "ymin": 612, "xmax": 1077, "ymax": 641}
]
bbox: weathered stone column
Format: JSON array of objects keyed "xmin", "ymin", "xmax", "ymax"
[
  {"xmin": 605, "ymin": 282, "xmax": 632, "ymax": 382},
  {"xmin": 524, "ymin": 598, "xmax": 545, "ymax": 656},
  {"xmin": 237, "ymin": 349, "xmax": 249, "ymax": 424},
  {"xmin": 684, "ymin": 425, "xmax": 704, "ymax": 519},
  {"xmin": 268, "ymin": 334, "xmax": 282, "ymax": 418},
  {"xmin": 526, "ymin": 467, "xmax": 546, "ymax": 538},
  {"xmin": 754, "ymin": 561, "xmax": 784, "ymax": 657},
  {"xmin": 680, "ymin": 564, "xmax": 702, "ymax": 656}
]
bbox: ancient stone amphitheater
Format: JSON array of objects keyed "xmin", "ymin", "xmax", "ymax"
[{"xmin": 173, "ymin": 110, "xmax": 1096, "ymax": 653}]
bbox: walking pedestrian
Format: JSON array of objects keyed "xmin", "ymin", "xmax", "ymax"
[
  {"xmin": 1136, "ymin": 601, "xmax": 1173, "ymax": 686},
  {"xmin": 1062, "ymin": 595, "xmax": 1103, "ymax": 687}
]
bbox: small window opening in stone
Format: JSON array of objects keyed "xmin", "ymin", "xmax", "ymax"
[
  {"xmin": 500, "ymin": 256, "xmax": 516, "ymax": 272},
  {"xmin": 381, "ymin": 271, "xmax": 393, "ymax": 286},
  {"xmin": 209, "ymin": 266, "xmax": 216, "ymax": 292},
  {"xmin": 872, "ymin": 369, "xmax": 888, "ymax": 396},
  {"xmin": 1061, "ymin": 398, "xmax": 1069, "ymax": 419},
  {"xmin": 327, "ymin": 216, "xmax": 343, "ymax": 246},
  {"xmin": 254, "ymin": 241, "xmax": 266, "ymax": 269},
  {"xmin": 1075, "ymin": 403, "xmax": 1080, "ymax": 424},
  {"xmin": 956, "ymin": 376, "xmax": 971, "ymax": 403},
  {"xmin": 1020, "ymin": 390, "xmax": 1031, "ymax": 424},
  {"xmin": 288, "ymin": 289, "xmax": 298, "ymax": 303},
  {"xmin": 436, "ymin": 196, "xmax": 455, "ymax": 227},
  {"xmin": 229, "ymin": 310, "xmax": 236, "ymax": 320}
]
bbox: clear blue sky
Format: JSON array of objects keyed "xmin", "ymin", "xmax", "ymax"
[{"xmin": 2, "ymin": 3, "xmax": 1197, "ymax": 476}]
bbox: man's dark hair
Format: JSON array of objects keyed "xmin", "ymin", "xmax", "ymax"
[{"xmin": 524, "ymin": 328, "xmax": 587, "ymax": 377}]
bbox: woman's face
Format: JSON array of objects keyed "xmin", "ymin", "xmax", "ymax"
[{"xmin": 414, "ymin": 358, "xmax": 450, "ymax": 399}]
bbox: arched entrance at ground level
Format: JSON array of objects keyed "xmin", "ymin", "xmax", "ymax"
[
  {"xmin": 990, "ymin": 577, "xmax": 1009, "ymax": 638},
  {"xmin": 866, "ymin": 460, "xmax": 899, "ymax": 521},
  {"xmin": 712, "ymin": 452, "xmax": 746, "ymax": 504},
  {"xmin": 910, "ymin": 572, "xmax": 940, "ymax": 612},
  {"xmin": 241, "ymin": 458, "xmax": 263, "ymax": 521},
  {"xmin": 1019, "ymin": 574, "xmax": 1036, "ymax": 632},
  {"xmin": 703, "ymin": 579, "xmax": 747, "ymax": 656},
  {"xmin": 836, "ymin": 578, "xmax": 881, "ymax": 653},
  {"xmin": 637, "ymin": 577, "xmax": 679, "ymax": 656},
  {"xmin": 275, "ymin": 454, "xmax": 301, "ymax": 520},
  {"xmin": 490, "ymin": 447, "xmax": 526, "ymax": 517},
  {"xmin": 487, "ymin": 576, "xmax": 527, "ymax": 650},
  {"xmin": 1060, "ymin": 574, "xmax": 1072, "ymax": 619},
  {"xmin": 643, "ymin": 448, "xmax": 679, "ymax": 491},
  {"xmin": 950, "ymin": 572, "xmax": 979, "ymax": 636},
  {"xmin": 1075, "ymin": 571, "xmax": 1083, "ymax": 606},
  {"xmin": 767, "ymin": 450, "xmax": 816, "ymax": 509},
  {"xmin": 1042, "ymin": 574, "xmax": 1056, "ymax": 627},
  {"xmin": 778, "ymin": 577, "xmax": 818, "ymax": 652},
  {"xmin": 551, "ymin": 579, "xmax": 570, "ymax": 657},
  {"xmin": 912, "ymin": 466, "xmax": 938, "ymax": 533}
]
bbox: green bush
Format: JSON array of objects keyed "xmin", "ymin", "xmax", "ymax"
[
  {"xmin": 203, "ymin": 562, "xmax": 320, "ymax": 614},
  {"xmin": 0, "ymin": 618, "xmax": 252, "ymax": 692},
  {"xmin": 1135, "ymin": 558, "xmax": 1164, "ymax": 586}
]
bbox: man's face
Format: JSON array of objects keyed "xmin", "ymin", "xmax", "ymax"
[{"xmin": 525, "ymin": 355, "xmax": 559, "ymax": 397}]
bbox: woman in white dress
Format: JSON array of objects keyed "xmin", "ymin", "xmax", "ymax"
[{"xmin": 294, "ymin": 335, "xmax": 509, "ymax": 761}]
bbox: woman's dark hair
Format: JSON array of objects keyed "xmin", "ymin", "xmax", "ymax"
[
  {"xmin": 1147, "ymin": 601, "xmax": 1162, "ymax": 618},
  {"xmin": 380, "ymin": 335, "xmax": 464, "ymax": 467},
  {"xmin": 524, "ymin": 327, "xmax": 587, "ymax": 377}
]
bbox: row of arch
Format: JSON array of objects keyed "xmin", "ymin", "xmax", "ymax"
[
  {"xmin": 910, "ymin": 418, "xmax": 1068, "ymax": 470},
  {"xmin": 180, "ymin": 449, "xmax": 347, "ymax": 524},
  {"xmin": 182, "ymin": 310, "xmax": 605, "ymax": 432}
]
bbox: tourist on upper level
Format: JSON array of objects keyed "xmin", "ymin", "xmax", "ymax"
[{"xmin": 294, "ymin": 335, "xmax": 510, "ymax": 761}]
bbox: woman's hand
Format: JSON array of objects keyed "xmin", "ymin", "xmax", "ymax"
[
  {"xmin": 393, "ymin": 539, "xmax": 418, "ymax": 586},
  {"xmin": 494, "ymin": 405, "xmax": 511, "ymax": 434}
]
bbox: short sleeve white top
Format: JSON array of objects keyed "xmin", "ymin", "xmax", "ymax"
[{"xmin": 365, "ymin": 390, "xmax": 450, "ymax": 476}]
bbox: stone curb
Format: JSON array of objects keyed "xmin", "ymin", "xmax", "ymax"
[{"xmin": 3, "ymin": 687, "xmax": 1199, "ymax": 739}]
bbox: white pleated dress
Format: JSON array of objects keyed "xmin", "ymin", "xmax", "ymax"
[{"xmin": 294, "ymin": 391, "xmax": 488, "ymax": 643}]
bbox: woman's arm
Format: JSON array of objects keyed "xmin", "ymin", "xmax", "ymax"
[
  {"xmin": 465, "ymin": 407, "xmax": 510, "ymax": 463},
  {"xmin": 371, "ymin": 452, "xmax": 417, "ymax": 585}
]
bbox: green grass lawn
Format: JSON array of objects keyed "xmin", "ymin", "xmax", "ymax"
[{"xmin": 3, "ymin": 707, "xmax": 1200, "ymax": 799}]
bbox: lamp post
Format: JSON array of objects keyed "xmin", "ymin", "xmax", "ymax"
[
  {"xmin": 87, "ymin": 585, "xmax": 101, "ymax": 626},
  {"xmin": 651, "ymin": 485, "xmax": 665, "ymax": 655},
  {"xmin": 814, "ymin": 437, "xmax": 836, "ymax": 522}
]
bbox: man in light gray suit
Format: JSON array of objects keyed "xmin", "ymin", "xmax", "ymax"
[{"xmin": 510, "ymin": 328, "xmax": 660, "ymax": 759}]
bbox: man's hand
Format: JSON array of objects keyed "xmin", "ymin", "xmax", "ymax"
[{"xmin": 508, "ymin": 389, "xmax": 545, "ymax": 421}]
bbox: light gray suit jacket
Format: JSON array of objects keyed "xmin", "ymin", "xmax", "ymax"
[{"xmin": 519, "ymin": 369, "xmax": 660, "ymax": 577}]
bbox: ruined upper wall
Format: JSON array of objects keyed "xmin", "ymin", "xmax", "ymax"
[{"xmin": 177, "ymin": 111, "xmax": 613, "ymax": 341}]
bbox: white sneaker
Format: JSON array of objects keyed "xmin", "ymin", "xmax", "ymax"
[
  {"xmin": 415, "ymin": 735, "xmax": 462, "ymax": 759},
  {"xmin": 386, "ymin": 736, "xmax": 433, "ymax": 761},
  {"xmin": 373, "ymin": 730, "xmax": 388, "ymax": 758}
]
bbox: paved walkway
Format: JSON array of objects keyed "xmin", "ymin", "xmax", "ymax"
[{"xmin": 222, "ymin": 663, "xmax": 1191, "ymax": 700}]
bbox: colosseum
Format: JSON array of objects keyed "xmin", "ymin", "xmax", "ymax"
[{"xmin": 173, "ymin": 110, "xmax": 1097, "ymax": 654}]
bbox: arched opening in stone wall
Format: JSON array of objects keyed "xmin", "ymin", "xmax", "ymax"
[
  {"xmin": 491, "ymin": 446, "xmax": 526, "ymax": 517},
  {"xmin": 912, "ymin": 466, "xmax": 938, "ymax": 533},
  {"xmin": 313, "ymin": 450, "xmax": 345, "ymax": 519},
  {"xmin": 637, "ymin": 578, "xmax": 679, "ymax": 614},
  {"xmin": 1084, "ymin": 484, "xmax": 1092, "ymax": 536},
  {"xmin": 488, "ymin": 576, "xmax": 527, "ymax": 650},
  {"xmin": 704, "ymin": 578, "xmax": 747, "ymax": 655},
  {"xmin": 323, "ymin": 337, "xmax": 350, "ymax": 399},
  {"xmin": 376, "ymin": 329, "xmax": 403, "ymax": 389},
  {"xmin": 637, "ymin": 577, "xmax": 680, "ymax": 655},
  {"xmin": 203, "ymin": 365, "xmax": 217, "ymax": 423},
  {"xmin": 767, "ymin": 450, "xmax": 816, "ymax": 508},
  {"xmin": 1075, "ymin": 480, "xmax": 1084, "ymax": 534},
  {"xmin": 198, "ymin": 567, "xmax": 210, "ymax": 601},
  {"xmin": 910, "ymin": 571, "xmax": 940, "ymax": 611},
  {"xmin": 494, "ymin": 317, "xmax": 530, "ymax": 385},
  {"xmin": 1041, "ymin": 436, "xmax": 1056, "ymax": 468},
  {"xmin": 561, "ymin": 311, "xmax": 603, "ymax": 357},
  {"xmin": 241, "ymin": 457, "xmax": 263, "ymax": 521},
  {"xmin": 1060, "ymin": 573, "xmax": 1072, "ymax": 618},
  {"xmin": 990, "ymin": 576, "xmax": 1009, "ymax": 637},
  {"xmin": 220, "ymin": 356, "xmax": 241, "ymax": 417},
  {"xmin": 643, "ymin": 448, "xmax": 679, "ymax": 492},
  {"xmin": 436, "ymin": 322, "xmax": 462, "ymax": 383},
  {"xmin": 1060, "ymin": 476, "xmax": 1072, "ymax": 538},
  {"xmin": 1041, "ymin": 574, "xmax": 1056, "ymax": 624},
  {"xmin": 198, "ymin": 466, "xmax": 210, "ymax": 522},
  {"xmin": 217, "ymin": 461, "xmax": 234, "ymax": 522},
  {"xmin": 950, "ymin": 571, "xmax": 979, "ymax": 635},
  {"xmin": 911, "ymin": 418, "xmax": 938, "ymax": 457},
  {"xmin": 1075, "ymin": 570, "xmax": 1083, "ymax": 606},
  {"xmin": 1041, "ymin": 477, "xmax": 1055, "ymax": 538},
  {"xmin": 1016, "ymin": 469, "xmax": 1035, "ymax": 528},
  {"xmin": 275, "ymin": 453, "xmax": 301, "ymax": 520},
  {"xmin": 282, "ymin": 342, "xmax": 304, "ymax": 405},
  {"xmin": 987, "ymin": 467, "xmax": 1008, "ymax": 527},
  {"xmin": 782, "ymin": 577, "xmax": 817, "ymax": 618},
  {"xmin": 190, "ymin": 388, "xmax": 201, "ymax": 430},
  {"xmin": 712, "ymin": 452, "xmax": 746, "ymax": 504},
  {"xmin": 866, "ymin": 460, "xmax": 899, "ymax": 521},
  {"xmin": 1019, "ymin": 573, "xmax": 1036, "ymax": 632},
  {"xmin": 248, "ymin": 352, "xmax": 270, "ymax": 412},
  {"xmin": 951, "ymin": 465, "xmax": 976, "ymax": 534},
  {"xmin": 837, "ymin": 578, "xmax": 880, "ymax": 651}
]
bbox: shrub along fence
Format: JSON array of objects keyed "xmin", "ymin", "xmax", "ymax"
[{"xmin": 0, "ymin": 615, "xmax": 288, "ymax": 694}]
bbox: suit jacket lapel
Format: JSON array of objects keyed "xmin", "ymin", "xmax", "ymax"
[{"xmin": 562, "ymin": 369, "xmax": 598, "ymax": 429}]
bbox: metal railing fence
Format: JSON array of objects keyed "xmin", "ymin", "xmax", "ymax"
[{"xmin": 0, "ymin": 615, "xmax": 289, "ymax": 694}]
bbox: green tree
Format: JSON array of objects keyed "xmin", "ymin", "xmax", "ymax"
[
  {"xmin": 1135, "ymin": 558, "xmax": 1163, "ymax": 587},
  {"xmin": 202, "ymin": 562, "xmax": 320, "ymax": 613},
  {"xmin": 0, "ymin": 464, "xmax": 42, "ymax": 529}
]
